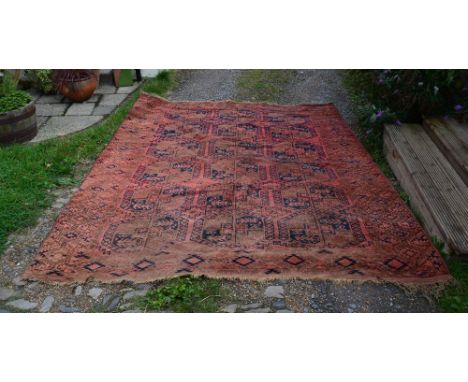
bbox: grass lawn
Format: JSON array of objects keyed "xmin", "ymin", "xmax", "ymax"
[{"xmin": 0, "ymin": 70, "xmax": 174, "ymax": 254}]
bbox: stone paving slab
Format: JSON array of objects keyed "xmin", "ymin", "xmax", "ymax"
[
  {"xmin": 99, "ymin": 93, "xmax": 128, "ymax": 106},
  {"xmin": 36, "ymin": 117, "xmax": 49, "ymax": 130},
  {"xmin": 25, "ymin": 79, "xmax": 142, "ymax": 143},
  {"xmin": 92, "ymin": 105, "xmax": 116, "ymax": 116},
  {"xmin": 36, "ymin": 103, "xmax": 69, "ymax": 117},
  {"xmin": 117, "ymin": 83, "xmax": 140, "ymax": 94},
  {"xmin": 36, "ymin": 94, "xmax": 64, "ymax": 104},
  {"xmin": 94, "ymin": 85, "xmax": 118, "ymax": 94},
  {"xmin": 65, "ymin": 103, "xmax": 96, "ymax": 116},
  {"xmin": 30, "ymin": 116, "xmax": 103, "ymax": 142}
]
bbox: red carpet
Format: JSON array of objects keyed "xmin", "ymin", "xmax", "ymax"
[{"xmin": 25, "ymin": 94, "xmax": 450, "ymax": 284}]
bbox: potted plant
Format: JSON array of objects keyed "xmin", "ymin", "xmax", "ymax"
[
  {"xmin": 53, "ymin": 69, "xmax": 99, "ymax": 102},
  {"xmin": 0, "ymin": 70, "xmax": 37, "ymax": 144}
]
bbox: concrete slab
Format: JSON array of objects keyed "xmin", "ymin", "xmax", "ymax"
[
  {"xmin": 36, "ymin": 103, "xmax": 69, "ymax": 117},
  {"xmin": 95, "ymin": 85, "xmax": 117, "ymax": 95},
  {"xmin": 30, "ymin": 115, "xmax": 102, "ymax": 142},
  {"xmin": 99, "ymin": 94, "xmax": 127, "ymax": 106},
  {"xmin": 65, "ymin": 103, "xmax": 95, "ymax": 116},
  {"xmin": 36, "ymin": 94, "xmax": 64, "ymax": 104},
  {"xmin": 116, "ymin": 83, "xmax": 140, "ymax": 94},
  {"xmin": 85, "ymin": 94, "xmax": 101, "ymax": 103},
  {"xmin": 36, "ymin": 117, "xmax": 49, "ymax": 130},
  {"xmin": 92, "ymin": 105, "xmax": 116, "ymax": 116}
]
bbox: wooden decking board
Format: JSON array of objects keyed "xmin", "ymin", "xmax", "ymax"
[
  {"xmin": 384, "ymin": 123, "xmax": 468, "ymax": 255},
  {"xmin": 423, "ymin": 117, "xmax": 468, "ymax": 185}
]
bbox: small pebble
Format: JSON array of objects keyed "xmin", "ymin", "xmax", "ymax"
[
  {"xmin": 107, "ymin": 297, "xmax": 121, "ymax": 311},
  {"xmin": 123, "ymin": 290, "xmax": 149, "ymax": 301},
  {"xmin": 73, "ymin": 286, "xmax": 82, "ymax": 296},
  {"xmin": 272, "ymin": 299, "xmax": 287, "ymax": 310},
  {"xmin": 221, "ymin": 304, "xmax": 237, "ymax": 313},
  {"xmin": 0, "ymin": 287, "xmax": 18, "ymax": 301},
  {"xmin": 39, "ymin": 296, "xmax": 55, "ymax": 313},
  {"xmin": 12, "ymin": 277, "xmax": 27, "ymax": 287},
  {"xmin": 87, "ymin": 287, "xmax": 103, "ymax": 300},
  {"xmin": 240, "ymin": 303, "xmax": 262, "ymax": 310},
  {"xmin": 245, "ymin": 308, "xmax": 271, "ymax": 313},
  {"xmin": 7, "ymin": 299, "xmax": 38, "ymax": 311},
  {"xmin": 58, "ymin": 305, "xmax": 81, "ymax": 313},
  {"xmin": 264, "ymin": 285, "xmax": 284, "ymax": 298}
]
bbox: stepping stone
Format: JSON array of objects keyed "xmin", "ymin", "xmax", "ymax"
[
  {"xmin": 7, "ymin": 299, "xmax": 38, "ymax": 311},
  {"xmin": 384, "ymin": 123, "xmax": 468, "ymax": 254}
]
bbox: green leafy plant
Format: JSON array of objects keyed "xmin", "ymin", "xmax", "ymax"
[
  {"xmin": 0, "ymin": 70, "xmax": 32, "ymax": 113},
  {"xmin": 343, "ymin": 70, "xmax": 468, "ymax": 127},
  {"xmin": 142, "ymin": 70, "xmax": 174, "ymax": 95},
  {"xmin": 0, "ymin": 91, "xmax": 32, "ymax": 113},
  {"xmin": 137, "ymin": 276, "xmax": 222, "ymax": 312},
  {"xmin": 25, "ymin": 69, "xmax": 54, "ymax": 94}
]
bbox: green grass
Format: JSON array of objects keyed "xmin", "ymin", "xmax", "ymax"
[
  {"xmin": 437, "ymin": 259, "xmax": 468, "ymax": 312},
  {"xmin": 236, "ymin": 70, "xmax": 295, "ymax": 103},
  {"xmin": 142, "ymin": 70, "xmax": 174, "ymax": 96},
  {"xmin": 136, "ymin": 276, "xmax": 223, "ymax": 313},
  {"xmin": 0, "ymin": 70, "xmax": 174, "ymax": 254}
]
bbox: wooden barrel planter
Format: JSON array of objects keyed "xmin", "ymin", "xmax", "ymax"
[{"xmin": 0, "ymin": 100, "xmax": 37, "ymax": 144}]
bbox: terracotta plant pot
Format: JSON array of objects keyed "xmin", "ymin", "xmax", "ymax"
[
  {"xmin": 0, "ymin": 100, "xmax": 37, "ymax": 144},
  {"xmin": 56, "ymin": 73, "xmax": 98, "ymax": 103}
]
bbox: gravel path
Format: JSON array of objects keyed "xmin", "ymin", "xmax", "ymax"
[
  {"xmin": 168, "ymin": 70, "xmax": 243, "ymax": 101},
  {"xmin": 0, "ymin": 70, "xmax": 437, "ymax": 313}
]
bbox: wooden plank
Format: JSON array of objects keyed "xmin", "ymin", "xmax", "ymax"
[
  {"xmin": 423, "ymin": 117, "xmax": 468, "ymax": 185},
  {"xmin": 384, "ymin": 123, "xmax": 468, "ymax": 254},
  {"xmin": 383, "ymin": 128, "xmax": 446, "ymax": 244}
]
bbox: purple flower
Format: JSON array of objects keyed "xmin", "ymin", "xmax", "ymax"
[
  {"xmin": 395, "ymin": 120, "xmax": 402, "ymax": 126},
  {"xmin": 454, "ymin": 104, "xmax": 463, "ymax": 112},
  {"xmin": 375, "ymin": 111, "xmax": 384, "ymax": 119}
]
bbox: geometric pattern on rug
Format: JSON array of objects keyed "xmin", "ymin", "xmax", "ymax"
[{"xmin": 24, "ymin": 93, "xmax": 450, "ymax": 284}]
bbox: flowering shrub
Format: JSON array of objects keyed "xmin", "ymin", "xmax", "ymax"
[{"xmin": 344, "ymin": 70, "xmax": 468, "ymax": 126}]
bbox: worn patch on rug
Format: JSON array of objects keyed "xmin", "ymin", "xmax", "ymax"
[{"xmin": 25, "ymin": 94, "xmax": 450, "ymax": 284}]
